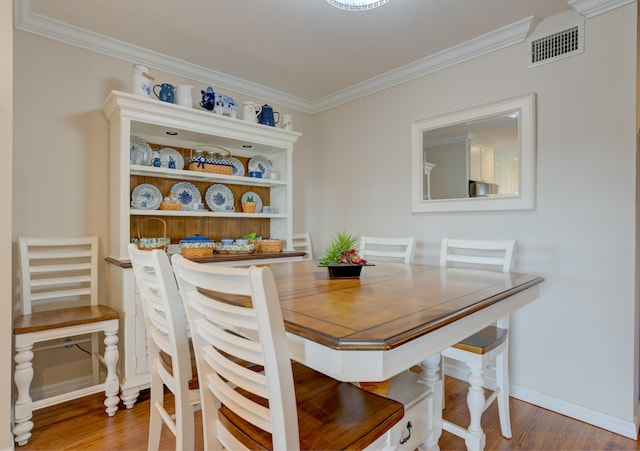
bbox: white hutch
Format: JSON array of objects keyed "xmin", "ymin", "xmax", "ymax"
[{"xmin": 102, "ymin": 91, "xmax": 302, "ymax": 406}]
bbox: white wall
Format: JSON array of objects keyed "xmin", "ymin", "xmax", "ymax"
[
  {"xmin": 10, "ymin": 29, "xmax": 315, "ymax": 395},
  {"xmin": 310, "ymin": 4, "xmax": 638, "ymax": 437},
  {"xmin": 2, "ymin": 1, "xmax": 13, "ymax": 448},
  {"xmin": 9, "ymin": 1, "xmax": 638, "ymax": 440}
]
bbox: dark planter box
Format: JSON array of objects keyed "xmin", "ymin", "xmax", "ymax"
[{"xmin": 327, "ymin": 264, "xmax": 363, "ymax": 278}]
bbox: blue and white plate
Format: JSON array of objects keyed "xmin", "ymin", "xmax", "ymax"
[
  {"xmin": 159, "ymin": 148, "xmax": 185, "ymax": 170},
  {"xmin": 241, "ymin": 191, "xmax": 262, "ymax": 213},
  {"xmin": 170, "ymin": 181, "xmax": 201, "ymax": 205},
  {"xmin": 205, "ymin": 184, "xmax": 234, "ymax": 212},
  {"xmin": 130, "ymin": 135, "xmax": 153, "ymax": 166},
  {"xmin": 229, "ymin": 157, "xmax": 245, "ymax": 176},
  {"xmin": 131, "ymin": 183, "xmax": 162, "ymax": 210},
  {"xmin": 248, "ymin": 155, "xmax": 272, "ymax": 174}
]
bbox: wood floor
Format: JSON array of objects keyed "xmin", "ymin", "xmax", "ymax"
[{"xmin": 20, "ymin": 376, "xmax": 640, "ymax": 450}]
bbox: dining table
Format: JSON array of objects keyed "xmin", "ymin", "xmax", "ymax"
[{"xmin": 252, "ymin": 260, "xmax": 545, "ymax": 451}]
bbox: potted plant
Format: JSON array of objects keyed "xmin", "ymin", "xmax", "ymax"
[
  {"xmin": 318, "ymin": 230, "xmax": 371, "ymax": 278},
  {"xmin": 242, "ymin": 195, "xmax": 257, "ymax": 213}
]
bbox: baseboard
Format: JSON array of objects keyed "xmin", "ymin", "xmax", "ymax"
[
  {"xmin": 29, "ymin": 376, "xmax": 95, "ymax": 402},
  {"xmin": 444, "ymin": 359, "xmax": 639, "ymax": 440},
  {"xmin": 512, "ymin": 385, "xmax": 638, "ymax": 440}
]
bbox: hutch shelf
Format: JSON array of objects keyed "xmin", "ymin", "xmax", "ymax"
[{"xmin": 102, "ymin": 90, "xmax": 302, "ymax": 406}]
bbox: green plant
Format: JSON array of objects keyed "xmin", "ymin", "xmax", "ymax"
[
  {"xmin": 244, "ymin": 196, "xmax": 255, "ymax": 203},
  {"xmin": 319, "ymin": 230, "xmax": 367, "ymax": 265}
]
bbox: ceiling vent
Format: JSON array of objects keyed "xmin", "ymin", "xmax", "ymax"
[{"xmin": 526, "ymin": 12, "xmax": 584, "ymax": 68}]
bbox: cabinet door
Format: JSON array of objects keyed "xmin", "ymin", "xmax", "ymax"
[{"xmin": 469, "ymin": 143, "xmax": 493, "ymax": 183}]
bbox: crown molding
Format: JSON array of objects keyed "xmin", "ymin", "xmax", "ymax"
[
  {"xmin": 17, "ymin": 0, "xmax": 631, "ymax": 114},
  {"xmin": 311, "ymin": 16, "xmax": 536, "ymax": 112},
  {"xmin": 14, "ymin": 0, "xmax": 313, "ymax": 113},
  {"xmin": 568, "ymin": 0, "xmax": 635, "ymax": 18}
]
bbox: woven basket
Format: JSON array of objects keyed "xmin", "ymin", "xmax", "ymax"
[
  {"xmin": 188, "ymin": 145, "xmax": 233, "ymax": 175},
  {"xmin": 181, "ymin": 247, "xmax": 213, "ymax": 259},
  {"xmin": 159, "ymin": 201, "xmax": 182, "ymax": 210},
  {"xmin": 132, "ymin": 217, "xmax": 170, "ymax": 251},
  {"xmin": 258, "ymin": 239, "xmax": 283, "ymax": 253},
  {"xmin": 242, "ymin": 202, "xmax": 257, "ymax": 213}
]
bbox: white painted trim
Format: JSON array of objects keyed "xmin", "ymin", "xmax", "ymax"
[
  {"xmin": 568, "ymin": 0, "xmax": 636, "ymax": 18},
  {"xmin": 28, "ymin": 375, "xmax": 95, "ymax": 402},
  {"xmin": 13, "ymin": 0, "xmax": 312, "ymax": 113},
  {"xmin": 445, "ymin": 359, "xmax": 639, "ymax": 439},
  {"xmin": 13, "ymin": 0, "xmax": 538, "ymax": 114},
  {"xmin": 512, "ymin": 384, "xmax": 639, "ymax": 440},
  {"xmin": 311, "ymin": 16, "xmax": 536, "ymax": 112}
]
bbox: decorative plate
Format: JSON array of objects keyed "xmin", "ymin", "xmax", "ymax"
[
  {"xmin": 229, "ymin": 157, "xmax": 245, "ymax": 176},
  {"xmin": 170, "ymin": 181, "xmax": 201, "ymax": 206},
  {"xmin": 248, "ymin": 155, "xmax": 272, "ymax": 174},
  {"xmin": 131, "ymin": 183, "xmax": 162, "ymax": 210},
  {"xmin": 159, "ymin": 148, "xmax": 185, "ymax": 170},
  {"xmin": 241, "ymin": 191, "xmax": 263, "ymax": 213},
  {"xmin": 130, "ymin": 135, "xmax": 153, "ymax": 166},
  {"xmin": 205, "ymin": 184, "xmax": 234, "ymax": 212}
]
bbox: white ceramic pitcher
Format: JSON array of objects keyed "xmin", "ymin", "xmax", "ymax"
[
  {"xmin": 131, "ymin": 64, "xmax": 152, "ymax": 97},
  {"xmin": 242, "ymin": 101, "xmax": 262, "ymax": 122},
  {"xmin": 175, "ymin": 85, "xmax": 194, "ymax": 107}
]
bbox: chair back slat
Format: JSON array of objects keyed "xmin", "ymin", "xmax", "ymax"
[
  {"xmin": 172, "ymin": 254, "xmax": 299, "ymax": 450},
  {"xmin": 359, "ymin": 236, "xmax": 416, "ymax": 263},
  {"xmin": 440, "ymin": 238, "xmax": 517, "ymax": 272},
  {"xmin": 127, "ymin": 244, "xmax": 194, "ymax": 393},
  {"xmin": 292, "ymin": 232, "xmax": 313, "ymax": 260},
  {"xmin": 19, "ymin": 237, "xmax": 99, "ymax": 315}
]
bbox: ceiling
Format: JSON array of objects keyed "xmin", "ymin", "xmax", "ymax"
[{"xmin": 16, "ymin": 0, "xmax": 610, "ymax": 112}]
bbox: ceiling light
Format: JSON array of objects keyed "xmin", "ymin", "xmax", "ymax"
[{"xmin": 325, "ymin": 0, "xmax": 390, "ymax": 11}]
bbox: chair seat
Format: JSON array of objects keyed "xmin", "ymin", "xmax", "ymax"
[
  {"xmin": 13, "ymin": 305, "xmax": 119, "ymax": 334},
  {"xmin": 452, "ymin": 326, "xmax": 507, "ymax": 354},
  {"xmin": 218, "ymin": 361, "xmax": 405, "ymax": 450}
]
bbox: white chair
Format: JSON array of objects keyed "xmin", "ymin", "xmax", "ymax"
[
  {"xmin": 359, "ymin": 236, "xmax": 416, "ymax": 263},
  {"xmin": 127, "ymin": 244, "xmax": 199, "ymax": 451},
  {"xmin": 292, "ymin": 232, "xmax": 313, "ymax": 260},
  {"xmin": 439, "ymin": 238, "xmax": 517, "ymax": 441},
  {"xmin": 171, "ymin": 254, "xmax": 405, "ymax": 450},
  {"xmin": 13, "ymin": 237, "xmax": 120, "ymax": 447}
]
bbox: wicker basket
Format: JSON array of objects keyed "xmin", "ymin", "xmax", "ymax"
[
  {"xmin": 181, "ymin": 247, "xmax": 214, "ymax": 259},
  {"xmin": 159, "ymin": 201, "xmax": 182, "ymax": 210},
  {"xmin": 242, "ymin": 202, "xmax": 257, "ymax": 213},
  {"xmin": 188, "ymin": 145, "xmax": 233, "ymax": 175},
  {"xmin": 132, "ymin": 217, "xmax": 170, "ymax": 251},
  {"xmin": 258, "ymin": 239, "xmax": 283, "ymax": 253},
  {"xmin": 179, "ymin": 234, "xmax": 215, "ymax": 259}
]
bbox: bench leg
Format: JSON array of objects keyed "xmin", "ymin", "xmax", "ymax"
[
  {"xmin": 13, "ymin": 336, "xmax": 34, "ymax": 446},
  {"xmin": 103, "ymin": 327, "xmax": 120, "ymax": 416}
]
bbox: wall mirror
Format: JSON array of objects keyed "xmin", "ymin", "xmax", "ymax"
[{"xmin": 411, "ymin": 93, "xmax": 536, "ymax": 213}]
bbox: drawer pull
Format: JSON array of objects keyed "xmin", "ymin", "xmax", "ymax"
[{"xmin": 399, "ymin": 421, "xmax": 412, "ymax": 445}]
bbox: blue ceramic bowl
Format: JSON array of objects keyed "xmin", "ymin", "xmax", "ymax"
[{"xmin": 248, "ymin": 171, "xmax": 262, "ymax": 178}]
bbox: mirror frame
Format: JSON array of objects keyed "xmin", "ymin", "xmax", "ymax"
[{"xmin": 411, "ymin": 93, "xmax": 536, "ymax": 213}]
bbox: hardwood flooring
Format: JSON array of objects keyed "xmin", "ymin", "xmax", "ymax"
[{"xmin": 20, "ymin": 377, "xmax": 640, "ymax": 450}]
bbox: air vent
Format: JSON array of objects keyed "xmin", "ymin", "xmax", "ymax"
[{"xmin": 527, "ymin": 15, "xmax": 584, "ymax": 68}]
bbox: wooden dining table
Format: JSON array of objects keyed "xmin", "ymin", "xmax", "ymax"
[{"xmin": 252, "ymin": 260, "xmax": 545, "ymax": 451}]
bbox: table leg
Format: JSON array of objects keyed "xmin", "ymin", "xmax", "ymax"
[
  {"xmin": 465, "ymin": 366, "xmax": 487, "ymax": 451},
  {"xmin": 418, "ymin": 353, "xmax": 442, "ymax": 451}
]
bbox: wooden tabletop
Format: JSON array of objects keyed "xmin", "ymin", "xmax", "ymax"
[{"xmin": 259, "ymin": 261, "xmax": 544, "ymax": 351}]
